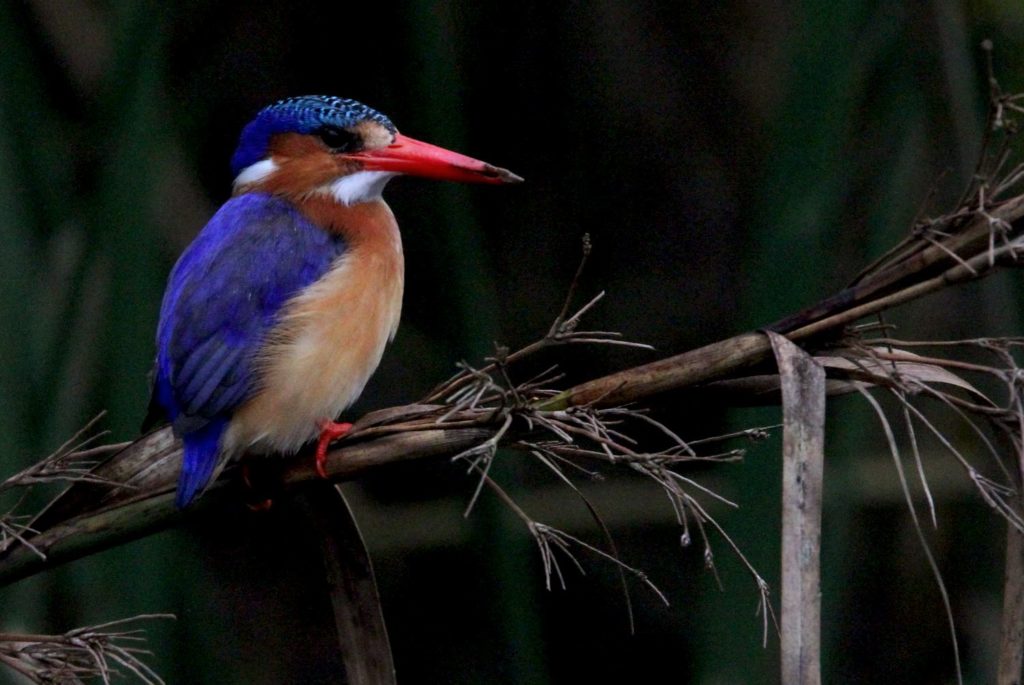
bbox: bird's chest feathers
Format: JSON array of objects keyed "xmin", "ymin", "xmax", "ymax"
[{"xmin": 227, "ymin": 199, "xmax": 404, "ymax": 453}]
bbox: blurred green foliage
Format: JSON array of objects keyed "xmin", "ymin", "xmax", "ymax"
[{"xmin": 1, "ymin": 1, "xmax": 1024, "ymax": 683}]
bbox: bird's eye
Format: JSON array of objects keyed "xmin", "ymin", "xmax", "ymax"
[{"xmin": 315, "ymin": 126, "xmax": 360, "ymax": 153}]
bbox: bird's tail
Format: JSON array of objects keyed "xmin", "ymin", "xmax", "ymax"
[{"xmin": 177, "ymin": 419, "xmax": 228, "ymax": 508}]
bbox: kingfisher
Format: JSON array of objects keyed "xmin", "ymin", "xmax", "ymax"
[{"xmin": 147, "ymin": 95, "xmax": 521, "ymax": 508}]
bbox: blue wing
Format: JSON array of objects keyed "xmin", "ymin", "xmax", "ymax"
[{"xmin": 151, "ymin": 192, "xmax": 346, "ymax": 506}]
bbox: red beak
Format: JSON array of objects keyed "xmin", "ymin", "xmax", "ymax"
[{"xmin": 348, "ymin": 133, "xmax": 523, "ymax": 184}]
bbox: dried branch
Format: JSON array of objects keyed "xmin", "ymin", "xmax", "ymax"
[{"xmin": 4, "ymin": 178, "xmax": 1024, "ymax": 586}]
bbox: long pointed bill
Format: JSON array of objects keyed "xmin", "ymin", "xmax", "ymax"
[{"xmin": 349, "ymin": 133, "xmax": 523, "ymax": 184}]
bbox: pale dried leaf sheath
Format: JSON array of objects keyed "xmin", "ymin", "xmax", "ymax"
[
  {"xmin": 817, "ymin": 349, "xmax": 989, "ymax": 399},
  {"xmin": 769, "ymin": 332, "xmax": 826, "ymax": 685},
  {"xmin": 998, "ymin": 509, "xmax": 1024, "ymax": 685}
]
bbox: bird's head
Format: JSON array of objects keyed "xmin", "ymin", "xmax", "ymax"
[{"xmin": 230, "ymin": 95, "xmax": 522, "ymax": 205}]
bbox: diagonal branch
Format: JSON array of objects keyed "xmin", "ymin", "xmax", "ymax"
[{"xmin": 2, "ymin": 190, "xmax": 1024, "ymax": 587}]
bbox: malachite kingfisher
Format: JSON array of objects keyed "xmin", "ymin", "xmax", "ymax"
[{"xmin": 147, "ymin": 95, "xmax": 521, "ymax": 508}]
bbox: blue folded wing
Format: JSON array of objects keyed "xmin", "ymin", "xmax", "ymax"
[{"xmin": 152, "ymin": 192, "xmax": 347, "ymax": 506}]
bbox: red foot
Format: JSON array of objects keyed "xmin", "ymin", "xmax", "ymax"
[
  {"xmin": 315, "ymin": 420, "xmax": 353, "ymax": 478},
  {"xmin": 241, "ymin": 463, "xmax": 273, "ymax": 511}
]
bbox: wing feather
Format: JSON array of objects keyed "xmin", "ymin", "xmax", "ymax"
[{"xmin": 152, "ymin": 192, "xmax": 346, "ymax": 437}]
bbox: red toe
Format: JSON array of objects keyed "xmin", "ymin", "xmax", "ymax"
[{"xmin": 315, "ymin": 421, "xmax": 353, "ymax": 478}]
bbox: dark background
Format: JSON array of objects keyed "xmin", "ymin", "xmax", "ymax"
[{"xmin": 2, "ymin": 1, "xmax": 1023, "ymax": 683}]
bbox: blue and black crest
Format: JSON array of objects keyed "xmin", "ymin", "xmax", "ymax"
[{"xmin": 230, "ymin": 96, "xmax": 396, "ymax": 175}]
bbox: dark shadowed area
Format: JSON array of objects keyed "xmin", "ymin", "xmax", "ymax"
[{"xmin": 1, "ymin": 1, "xmax": 1023, "ymax": 683}]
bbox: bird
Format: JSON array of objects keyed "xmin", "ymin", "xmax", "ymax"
[{"xmin": 146, "ymin": 95, "xmax": 521, "ymax": 508}]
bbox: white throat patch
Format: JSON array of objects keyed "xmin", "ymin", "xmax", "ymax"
[{"xmin": 324, "ymin": 171, "xmax": 397, "ymax": 206}]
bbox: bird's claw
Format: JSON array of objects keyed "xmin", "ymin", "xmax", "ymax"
[{"xmin": 315, "ymin": 420, "xmax": 353, "ymax": 478}]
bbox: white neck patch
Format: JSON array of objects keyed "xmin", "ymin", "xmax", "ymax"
[
  {"xmin": 233, "ymin": 158, "xmax": 279, "ymax": 189},
  {"xmin": 324, "ymin": 171, "xmax": 397, "ymax": 206}
]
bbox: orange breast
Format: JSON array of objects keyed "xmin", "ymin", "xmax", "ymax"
[{"xmin": 223, "ymin": 198, "xmax": 404, "ymax": 454}]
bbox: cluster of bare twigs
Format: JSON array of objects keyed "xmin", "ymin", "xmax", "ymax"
[
  {"xmin": 0, "ymin": 614, "xmax": 172, "ymax": 685},
  {"xmin": 819, "ymin": 336, "xmax": 1024, "ymax": 527},
  {"xmin": 770, "ymin": 50, "xmax": 1024, "ymax": 682},
  {"xmin": 409, "ymin": 50, "xmax": 1024, "ymax": 672},
  {"xmin": 423, "ymin": 233, "xmax": 653, "ymax": 407},
  {"xmin": 0, "ymin": 414, "xmax": 128, "ymax": 560},
  {"xmin": 861, "ymin": 45, "xmax": 1024, "ymax": 287},
  {"xmin": 820, "ymin": 44, "xmax": 1024, "ymax": 542},
  {"xmin": 415, "ymin": 249, "xmax": 782, "ymax": 634},
  {"xmin": 0, "ymin": 422, "xmax": 158, "ymax": 683},
  {"xmin": 788, "ymin": 333, "xmax": 1024, "ymax": 684}
]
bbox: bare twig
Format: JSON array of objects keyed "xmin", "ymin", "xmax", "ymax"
[
  {"xmin": 424, "ymin": 234, "xmax": 652, "ymax": 405},
  {"xmin": 0, "ymin": 413, "xmax": 127, "ymax": 493},
  {"xmin": 859, "ymin": 389, "xmax": 964, "ymax": 685}
]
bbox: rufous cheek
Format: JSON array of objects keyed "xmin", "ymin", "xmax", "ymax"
[{"xmin": 261, "ymin": 133, "xmax": 361, "ymax": 197}]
